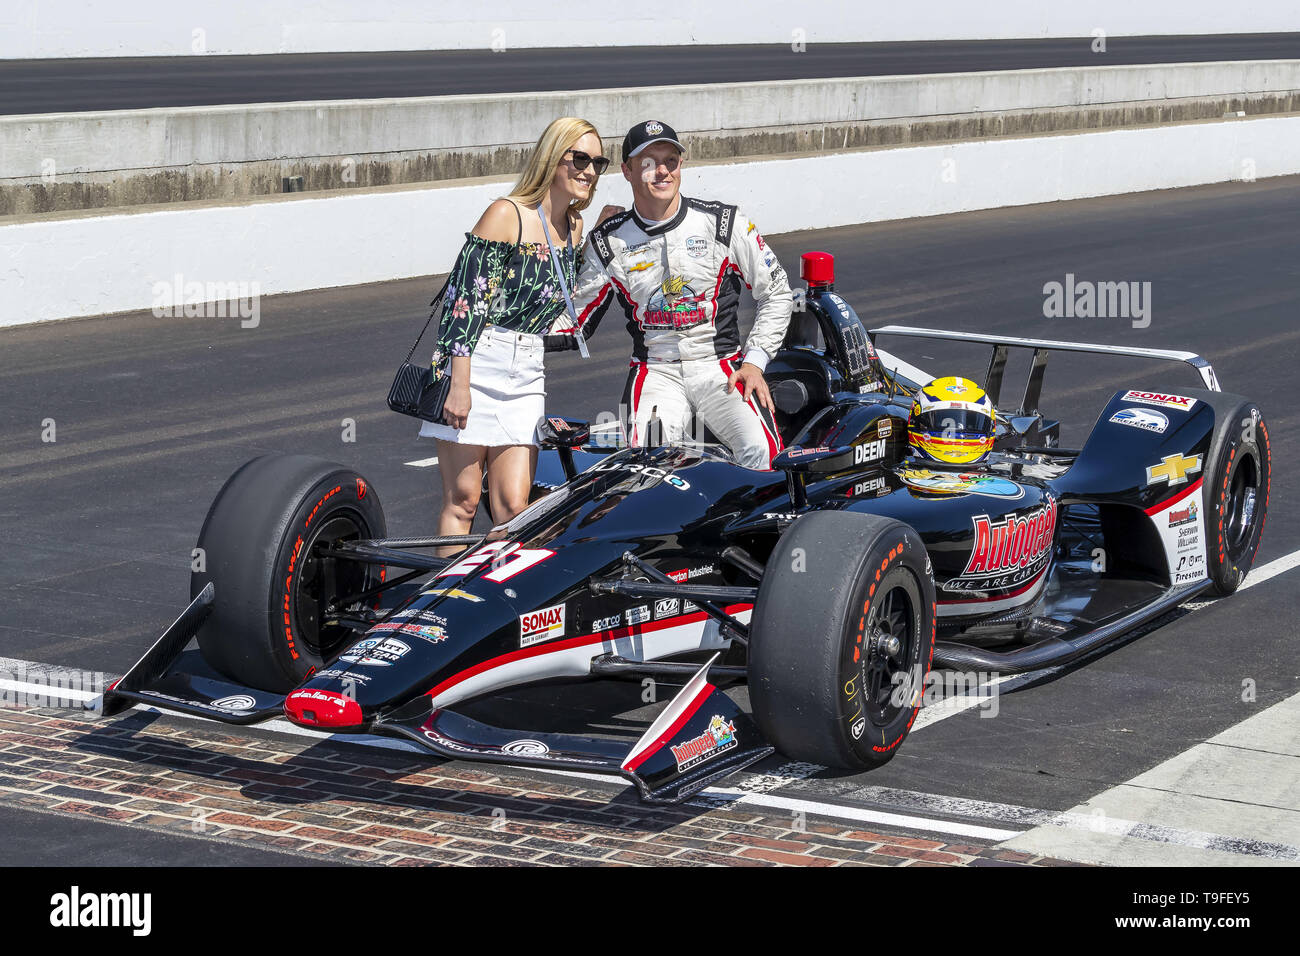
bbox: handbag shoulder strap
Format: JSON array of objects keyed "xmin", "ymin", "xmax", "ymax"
[{"xmin": 405, "ymin": 274, "xmax": 451, "ymax": 363}]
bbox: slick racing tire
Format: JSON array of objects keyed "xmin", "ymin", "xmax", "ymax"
[
  {"xmin": 749, "ymin": 511, "xmax": 936, "ymax": 770},
  {"xmin": 1196, "ymin": 393, "xmax": 1271, "ymax": 596},
  {"xmin": 192, "ymin": 455, "xmax": 387, "ymax": 692}
]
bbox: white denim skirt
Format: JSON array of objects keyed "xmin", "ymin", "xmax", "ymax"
[{"xmin": 419, "ymin": 326, "xmax": 546, "ymax": 447}]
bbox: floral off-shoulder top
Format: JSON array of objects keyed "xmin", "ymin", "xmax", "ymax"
[{"xmin": 430, "ymin": 232, "xmax": 579, "ymax": 376}]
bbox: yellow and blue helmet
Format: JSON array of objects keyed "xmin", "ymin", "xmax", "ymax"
[{"xmin": 908, "ymin": 376, "xmax": 997, "ymax": 465}]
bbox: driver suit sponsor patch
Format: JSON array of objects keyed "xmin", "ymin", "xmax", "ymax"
[
  {"xmin": 643, "ymin": 275, "xmax": 708, "ymax": 331},
  {"xmin": 519, "ymin": 603, "xmax": 566, "ymax": 648},
  {"xmin": 944, "ymin": 496, "xmax": 1058, "ymax": 593},
  {"xmin": 670, "ymin": 715, "xmax": 737, "ymax": 771}
]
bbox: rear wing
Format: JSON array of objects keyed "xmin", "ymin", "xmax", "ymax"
[{"xmin": 868, "ymin": 325, "xmax": 1220, "ymax": 416}]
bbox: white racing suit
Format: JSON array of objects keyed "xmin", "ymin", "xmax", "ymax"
[{"xmin": 550, "ymin": 197, "xmax": 793, "ymax": 469}]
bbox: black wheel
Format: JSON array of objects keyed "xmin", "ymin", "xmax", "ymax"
[
  {"xmin": 192, "ymin": 455, "xmax": 387, "ymax": 692},
  {"xmin": 748, "ymin": 511, "xmax": 936, "ymax": 769},
  {"xmin": 1200, "ymin": 396, "xmax": 1271, "ymax": 595}
]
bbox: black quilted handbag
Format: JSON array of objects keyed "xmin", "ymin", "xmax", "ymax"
[{"xmin": 387, "ymin": 278, "xmax": 452, "ymax": 423}]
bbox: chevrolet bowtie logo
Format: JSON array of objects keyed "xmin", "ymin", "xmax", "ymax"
[{"xmin": 1146, "ymin": 453, "xmax": 1202, "ymax": 487}]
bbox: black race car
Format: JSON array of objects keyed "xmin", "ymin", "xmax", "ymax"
[{"xmin": 103, "ymin": 252, "xmax": 1271, "ymax": 803}]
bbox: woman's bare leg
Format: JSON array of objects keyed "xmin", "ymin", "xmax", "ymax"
[
  {"xmin": 434, "ymin": 439, "xmax": 488, "ymax": 555},
  {"xmin": 485, "ymin": 444, "xmax": 539, "ymax": 524}
]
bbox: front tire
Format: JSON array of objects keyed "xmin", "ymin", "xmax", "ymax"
[
  {"xmin": 748, "ymin": 511, "xmax": 937, "ymax": 769},
  {"xmin": 1202, "ymin": 397, "xmax": 1271, "ymax": 595},
  {"xmin": 192, "ymin": 455, "xmax": 387, "ymax": 692}
]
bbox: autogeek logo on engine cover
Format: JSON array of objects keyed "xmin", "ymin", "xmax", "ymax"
[{"xmin": 944, "ymin": 497, "xmax": 1058, "ymax": 593}]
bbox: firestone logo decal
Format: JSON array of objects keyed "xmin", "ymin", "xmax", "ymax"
[
  {"xmin": 670, "ymin": 715, "xmax": 737, "ymax": 771},
  {"xmin": 945, "ymin": 497, "xmax": 1058, "ymax": 593}
]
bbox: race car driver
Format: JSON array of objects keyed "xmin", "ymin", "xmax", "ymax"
[
  {"xmin": 907, "ymin": 376, "xmax": 998, "ymax": 465},
  {"xmin": 546, "ymin": 119, "xmax": 793, "ymax": 469}
]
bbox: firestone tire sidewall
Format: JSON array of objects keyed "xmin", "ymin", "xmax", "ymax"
[
  {"xmin": 193, "ymin": 456, "xmax": 385, "ymax": 693},
  {"xmin": 842, "ymin": 560, "xmax": 931, "ymax": 766},
  {"xmin": 1206, "ymin": 402, "xmax": 1271, "ymax": 595},
  {"xmin": 264, "ymin": 473, "xmax": 386, "ymax": 685},
  {"xmin": 749, "ymin": 512, "xmax": 936, "ymax": 770}
]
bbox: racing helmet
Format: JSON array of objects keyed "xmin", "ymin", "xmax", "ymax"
[{"xmin": 908, "ymin": 376, "xmax": 997, "ymax": 465}]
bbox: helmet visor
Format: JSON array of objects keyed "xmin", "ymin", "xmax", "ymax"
[{"xmin": 911, "ymin": 408, "xmax": 994, "ymax": 440}]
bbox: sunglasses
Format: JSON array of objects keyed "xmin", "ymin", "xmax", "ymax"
[{"xmin": 564, "ymin": 149, "xmax": 610, "ymax": 175}]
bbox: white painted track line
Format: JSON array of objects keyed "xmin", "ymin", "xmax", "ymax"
[{"xmin": 403, "ymin": 455, "xmax": 439, "ymax": 467}]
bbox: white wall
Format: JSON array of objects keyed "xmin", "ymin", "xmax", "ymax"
[
  {"xmin": 3, "ymin": 1, "xmax": 1298, "ymax": 59},
  {"xmin": 9, "ymin": 61, "xmax": 1300, "ymax": 180},
  {"xmin": 3, "ymin": 115, "xmax": 1295, "ymax": 327}
]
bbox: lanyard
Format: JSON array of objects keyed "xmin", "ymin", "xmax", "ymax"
[{"xmin": 538, "ymin": 206, "xmax": 589, "ymax": 359}]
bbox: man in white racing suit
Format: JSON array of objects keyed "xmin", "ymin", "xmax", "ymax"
[{"xmin": 548, "ymin": 119, "xmax": 792, "ymax": 470}]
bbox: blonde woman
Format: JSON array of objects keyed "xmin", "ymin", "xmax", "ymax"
[{"xmin": 422, "ymin": 117, "xmax": 608, "ymax": 536}]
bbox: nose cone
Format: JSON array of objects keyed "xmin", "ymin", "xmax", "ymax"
[{"xmin": 284, "ymin": 689, "xmax": 364, "ymax": 729}]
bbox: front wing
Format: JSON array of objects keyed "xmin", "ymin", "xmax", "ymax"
[{"xmin": 102, "ymin": 588, "xmax": 772, "ymax": 804}]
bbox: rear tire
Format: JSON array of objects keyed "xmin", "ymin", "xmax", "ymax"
[
  {"xmin": 748, "ymin": 511, "xmax": 936, "ymax": 769},
  {"xmin": 192, "ymin": 455, "xmax": 387, "ymax": 692}
]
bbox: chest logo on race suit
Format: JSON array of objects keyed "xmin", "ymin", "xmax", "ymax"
[
  {"xmin": 643, "ymin": 275, "xmax": 708, "ymax": 331},
  {"xmin": 685, "ymin": 236, "xmax": 708, "ymax": 259}
]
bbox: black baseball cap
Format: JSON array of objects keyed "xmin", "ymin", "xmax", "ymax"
[{"xmin": 622, "ymin": 120, "xmax": 686, "ymax": 161}]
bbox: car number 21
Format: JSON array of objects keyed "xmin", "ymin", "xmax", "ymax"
[{"xmin": 436, "ymin": 541, "xmax": 555, "ymax": 583}]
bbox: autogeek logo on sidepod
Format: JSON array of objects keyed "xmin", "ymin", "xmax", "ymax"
[{"xmin": 49, "ymin": 886, "xmax": 151, "ymax": 936}]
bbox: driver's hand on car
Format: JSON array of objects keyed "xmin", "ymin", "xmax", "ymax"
[
  {"xmin": 727, "ymin": 362, "xmax": 775, "ymax": 414},
  {"xmin": 443, "ymin": 359, "xmax": 473, "ymax": 430}
]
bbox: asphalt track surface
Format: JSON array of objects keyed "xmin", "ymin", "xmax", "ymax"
[
  {"xmin": 1, "ymin": 175, "xmax": 1297, "ymax": 864},
  {"xmin": 4, "ymin": 34, "xmax": 1300, "ymax": 114}
]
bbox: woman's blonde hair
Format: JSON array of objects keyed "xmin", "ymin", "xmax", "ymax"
[{"xmin": 508, "ymin": 117, "xmax": 602, "ymax": 216}]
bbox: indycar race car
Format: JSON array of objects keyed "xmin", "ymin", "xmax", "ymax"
[{"xmin": 102, "ymin": 252, "xmax": 1271, "ymax": 803}]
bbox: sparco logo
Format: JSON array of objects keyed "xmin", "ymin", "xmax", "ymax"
[
  {"xmin": 949, "ymin": 497, "xmax": 1058, "ymax": 591},
  {"xmin": 50, "ymin": 886, "xmax": 151, "ymax": 936}
]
